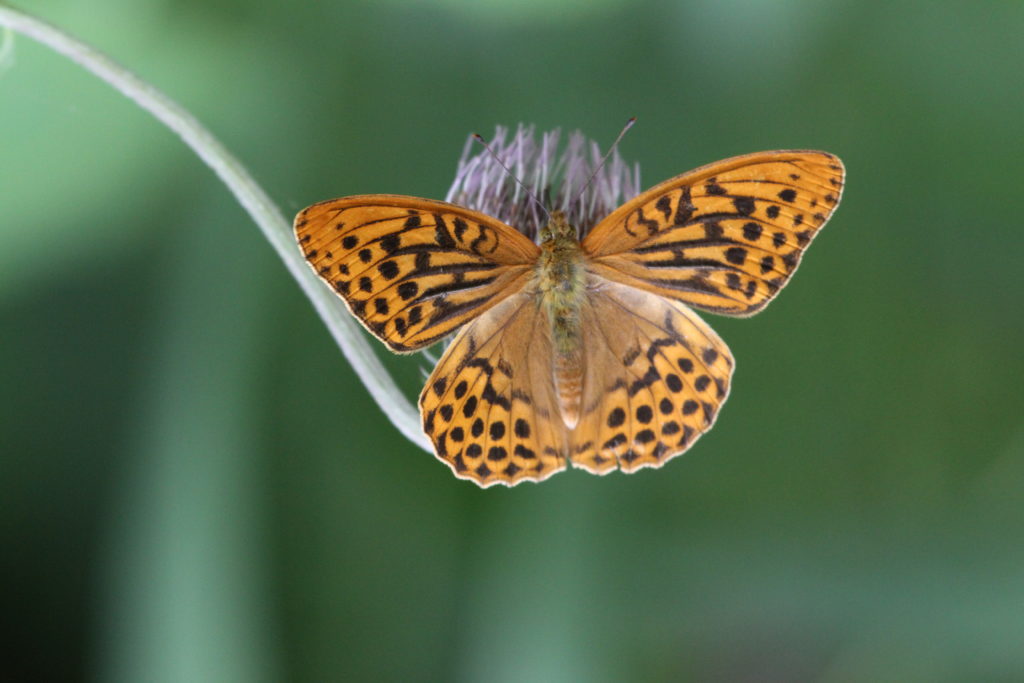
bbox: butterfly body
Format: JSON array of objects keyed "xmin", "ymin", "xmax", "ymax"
[
  {"xmin": 295, "ymin": 150, "xmax": 845, "ymax": 487},
  {"xmin": 535, "ymin": 211, "xmax": 588, "ymax": 428}
]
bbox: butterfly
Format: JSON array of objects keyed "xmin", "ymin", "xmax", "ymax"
[{"xmin": 294, "ymin": 150, "xmax": 844, "ymax": 487}]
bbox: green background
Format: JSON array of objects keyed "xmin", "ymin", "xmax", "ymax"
[{"xmin": 3, "ymin": 1, "xmax": 1023, "ymax": 681}]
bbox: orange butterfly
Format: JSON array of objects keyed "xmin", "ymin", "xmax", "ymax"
[{"xmin": 295, "ymin": 150, "xmax": 844, "ymax": 487}]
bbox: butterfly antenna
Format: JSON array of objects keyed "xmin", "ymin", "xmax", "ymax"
[
  {"xmin": 570, "ymin": 117, "xmax": 637, "ymax": 207},
  {"xmin": 472, "ymin": 133, "xmax": 550, "ymax": 221}
]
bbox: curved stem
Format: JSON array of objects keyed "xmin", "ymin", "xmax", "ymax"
[{"xmin": 0, "ymin": 4, "xmax": 431, "ymax": 451}]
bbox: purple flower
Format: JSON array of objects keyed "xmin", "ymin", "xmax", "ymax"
[{"xmin": 445, "ymin": 124, "xmax": 640, "ymax": 241}]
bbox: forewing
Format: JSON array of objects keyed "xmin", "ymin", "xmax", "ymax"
[
  {"xmin": 571, "ymin": 278, "xmax": 734, "ymax": 474},
  {"xmin": 420, "ymin": 293, "xmax": 569, "ymax": 487},
  {"xmin": 295, "ymin": 195, "xmax": 540, "ymax": 351},
  {"xmin": 582, "ymin": 151, "xmax": 844, "ymax": 317}
]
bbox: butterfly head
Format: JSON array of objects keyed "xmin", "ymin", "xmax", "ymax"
[{"xmin": 538, "ymin": 210, "xmax": 578, "ymax": 244}]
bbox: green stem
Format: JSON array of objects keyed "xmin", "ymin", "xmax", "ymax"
[{"xmin": 0, "ymin": 4, "xmax": 431, "ymax": 452}]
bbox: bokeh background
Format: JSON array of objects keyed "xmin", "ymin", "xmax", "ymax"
[{"xmin": 3, "ymin": 0, "xmax": 1023, "ymax": 681}]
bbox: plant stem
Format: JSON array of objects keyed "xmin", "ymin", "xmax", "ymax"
[{"xmin": 0, "ymin": 4, "xmax": 431, "ymax": 452}]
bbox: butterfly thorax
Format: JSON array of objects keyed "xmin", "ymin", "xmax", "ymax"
[{"xmin": 536, "ymin": 211, "xmax": 588, "ymax": 429}]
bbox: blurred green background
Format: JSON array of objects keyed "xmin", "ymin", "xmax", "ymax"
[{"xmin": 3, "ymin": 0, "xmax": 1023, "ymax": 681}]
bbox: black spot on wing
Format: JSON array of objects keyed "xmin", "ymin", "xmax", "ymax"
[
  {"xmin": 673, "ymin": 187, "xmax": 695, "ymax": 224},
  {"xmin": 635, "ymin": 208, "xmax": 661, "ymax": 236},
  {"xmin": 733, "ymin": 196, "xmax": 755, "ymax": 216},
  {"xmin": 380, "ymin": 233, "xmax": 401, "ymax": 254},
  {"xmin": 655, "ymin": 195, "xmax": 672, "ymax": 220},
  {"xmin": 434, "ymin": 214, "xmax": 456, "ymax": 248},
  {"xmin": 705, "ymin": 179, "xmax": 727, "ymax": 196}
]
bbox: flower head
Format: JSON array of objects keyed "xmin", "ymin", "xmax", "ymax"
[{"xmin": 445, "ymin": 124, "xmax": 640, "ymax": 241}]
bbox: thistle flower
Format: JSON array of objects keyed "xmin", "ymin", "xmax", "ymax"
[{"xmin": 445, "ymin": 124, "xmax": 641, "ymax": 242}]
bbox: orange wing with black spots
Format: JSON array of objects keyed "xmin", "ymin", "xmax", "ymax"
[
  {"xmin": 419, "ymin": 292, "xmax": 569, "ymax": 487},
  {"xmin": 570, "ymin": 277, "xmax": 734, "ymax": 474},
  {"xmin": 583, "ymin": 151, "xmax": 845, "ymax": 317},
  {"xmin": 295, "ymin": 195, "xmax": 540, "ymax": 352}
]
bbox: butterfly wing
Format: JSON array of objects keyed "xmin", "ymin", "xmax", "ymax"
[
  {"xmin": 582, "ymin": 151, "xmax": 845, "ymax": 317},
  {"xmin": 295, "ymin": 195, "xmax": 540, "ymax": 352},
  {"xmin": 420, "ymin": 292, "xmax": 569, "ymax": 487},
  {"xmin": 568, "ymin": 277, "xmax": 733, "ymax": 473}
]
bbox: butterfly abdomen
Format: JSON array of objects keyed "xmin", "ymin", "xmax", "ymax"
[{"xmin": 537, "ymin": 219, "xmax": 588, "ymax": 429}]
